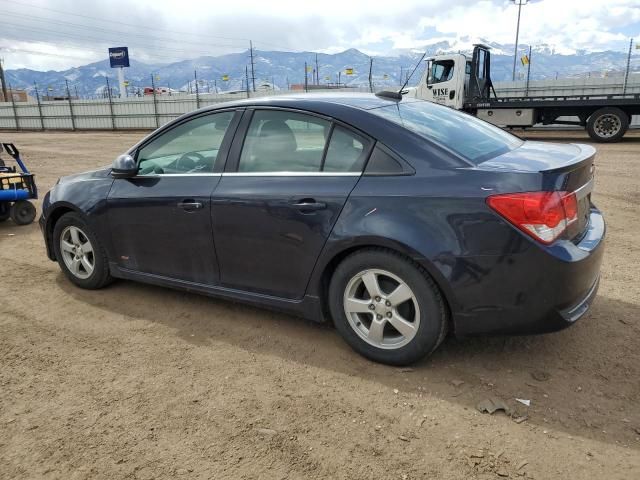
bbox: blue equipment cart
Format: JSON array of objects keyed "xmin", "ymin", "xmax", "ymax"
[{"xmin": 0, "ymin": 143, "xmax": 37, "ymax": 225}]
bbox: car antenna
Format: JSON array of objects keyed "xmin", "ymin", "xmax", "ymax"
[
  {"xmin": 400, "ymin": 52, "xmax": 427, "ymax": 93},
  {"xmin": 376, "ymin": 51, "xmax": 427, "ymax": 101}
]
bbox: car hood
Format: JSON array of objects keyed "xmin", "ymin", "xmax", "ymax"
[
  {"xmin": 58, "ymin": 166, "xmax": 112, "ymax": 184},
  {"xmin": 477, "ymin": 141, "xmax": 596, "ymax": 173}
]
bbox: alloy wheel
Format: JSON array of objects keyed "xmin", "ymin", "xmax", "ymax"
[
  {"xmin": 343, "ymin": 269, "xmax": 420, "ymax": 349},
  {"xmin": 60, "ymin": 226, "xmax": 95, "ymax": 280}
]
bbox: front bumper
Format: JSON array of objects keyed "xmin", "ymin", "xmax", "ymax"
[{"xmin": 451, "ymin": 207, "xmax": 605, "ymax": 337}]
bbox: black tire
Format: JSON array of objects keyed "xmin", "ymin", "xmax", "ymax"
[
  {"xmin": 328, "ymin": 248, "xmax": 448, "ymax": 366},
  {"xmin": 587, "ymin": 107, "xmax": 629, "ymax": 143},
  {"xmin": 0, "ymin": 203, "xmax": 10, "ymax": 222},
  {"xmin": 52, "ymin": 212, "xmax": 112, "ymax": 289},
  {"xmin": 10, "ymin": 200, "xmax": 36, "ymax": 225}
]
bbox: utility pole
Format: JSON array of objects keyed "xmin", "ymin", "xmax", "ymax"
[
  {"xmin": 399, "ymin": 66, "xmax": 403, "ymax": 86},
  {"xmin": 0, "ymin": 58, "xmax": 8, "ymax": 102},
  {"xmin": 511, "ymin": 0, "xmax": 529, "ymax": 81},
  {"xmin": 194, "ymin": 69, "xmax": 200, "ymax": 108},
  {"xmin": 304, "ymin": 62, "xmax": 308, "ymax": 92},
  {"xmin": 245, "ymin": 65, "xmax": 250, "ymax": 98},
  {"xmin": 622, "ymin": 38, "xmax": 633, "ymax": 95},
  {"xmin": 525, "ymin": 45, "xmax": 532, "ymax": 96},
  {"xmin": 368, "ymin": 57, "xmax": 373, "ymax": 92},
  {"xmin": 315, "ymin": 53, "xmax": 319, "ymax": 85},
  {"xmin": 249, "ymin": 40, "xmax": 256, "ymax": 92}
]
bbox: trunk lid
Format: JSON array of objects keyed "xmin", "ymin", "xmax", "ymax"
[{"xmin": 478, "ymin": 141, "xmax": 596, "ymax": 242}]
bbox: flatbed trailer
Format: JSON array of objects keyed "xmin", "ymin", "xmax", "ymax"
[{"xmin": 404, "ymin": 44, "xmax": 639, "ymax": 142}]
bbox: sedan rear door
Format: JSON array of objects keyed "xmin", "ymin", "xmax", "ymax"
[{"xmin": 211, "ymin": 108, "xmax": 373, "ymax": 299}]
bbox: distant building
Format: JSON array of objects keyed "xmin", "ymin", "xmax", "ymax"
[{"xmin": 0, "ymin": 89, "xmax": 29, "ymax": 102}]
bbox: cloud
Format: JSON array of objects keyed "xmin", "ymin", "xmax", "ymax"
[{"xmin": 0, "ymin": 0, "xmax": 638, "ymax": 71}]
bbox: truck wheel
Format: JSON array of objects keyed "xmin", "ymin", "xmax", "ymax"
[
  {"xmin": 10, "ymin": 200, "xmax": 36, "ymax": 225},
  {"xmin": 587, "ymin": 107, "xmax": 628, "ymax": 142}
]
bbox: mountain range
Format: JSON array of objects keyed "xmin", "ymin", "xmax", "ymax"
[{"xmin": 4, "ymin": 38, "xmax": 637, "ymax": 98}]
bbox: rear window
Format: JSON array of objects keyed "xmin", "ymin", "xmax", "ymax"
[{"xmin": 369, "ymin": 101, "xmax": 523, "ymax": 164}]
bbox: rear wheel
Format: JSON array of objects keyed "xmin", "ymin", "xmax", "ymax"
[
  {"xmin": 587, "ymin": 107, "xmax": 628, "ymax": 142},
  {"xmin": 52, "ymin": 212, "xmax": 112, "ymax": 289},
  {"xmin": 329, "ymin": 249, "xmax": 448, "ymax": 365},
  {"xmin": 10, "ymin": 200, "xmax": 36, "ymax": 225}
]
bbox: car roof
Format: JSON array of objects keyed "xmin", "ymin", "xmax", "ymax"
[{"xmin": 199, "ymin": 92, "xmax": 421, "ymax": 115}]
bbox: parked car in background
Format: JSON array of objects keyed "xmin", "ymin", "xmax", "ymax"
[{"xmin": 39, "ymin": 93, "xmax": 605, "ymax": 365}]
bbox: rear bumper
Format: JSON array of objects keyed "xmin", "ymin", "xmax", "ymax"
[{"xmin": 451, "ymin": 207, "xmax": 605, "ymax": 337}]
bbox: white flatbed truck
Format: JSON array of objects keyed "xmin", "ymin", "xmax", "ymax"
[{"xmin": 403, "ymin": 44, "xmax": 640, "ymax": 142}]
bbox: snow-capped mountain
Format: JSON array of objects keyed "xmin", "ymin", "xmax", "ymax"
[{"xmin": 4, "ymin": 39, "xmax": 636, "ymax": 98}]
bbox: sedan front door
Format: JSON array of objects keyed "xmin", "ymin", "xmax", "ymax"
[
  {"xmin": 107, "ymin": 110, "xmax": 239, "ymax": 285},
  {"xmin": 211, "ymin": 109, "xmax": 372, "ymax": 299}
]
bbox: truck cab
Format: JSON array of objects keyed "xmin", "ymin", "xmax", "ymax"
[{"xmin": 407, "ymin": 53, "xmax": 468, "ymax": 110}]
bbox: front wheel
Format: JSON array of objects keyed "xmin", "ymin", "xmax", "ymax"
[
  {"xmin": 52, "ymin": 212, "xmax": 112, "ymax": 289},
  {"xmin": 587, "ymin": 107, "xmax": 629, "ymax": 142},
  {"xmin": 329, "ymin": 249, "xmax": 448, "ymax": 365}
]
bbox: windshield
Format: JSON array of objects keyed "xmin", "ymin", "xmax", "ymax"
[{"xmin": 369, "ymin": 100, "xmax": 523, "ymax": 164}]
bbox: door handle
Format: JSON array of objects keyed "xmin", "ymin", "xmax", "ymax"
[
  {"xmin": 177, "ymin": 200, "xmax": 203, "ymax": 211},
  {"xmin": 291, "ymin": 199, "xmax": 327, "ymax": 212}
]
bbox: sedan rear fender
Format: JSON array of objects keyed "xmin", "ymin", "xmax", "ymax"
[{"xmin": 309, "ymin": 232, "xmax": 460, "ymax": 315}]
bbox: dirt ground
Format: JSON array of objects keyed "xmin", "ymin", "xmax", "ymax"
[{"xmin": 1, "ymin": 129, "xmax": 639, "ymax": 480}]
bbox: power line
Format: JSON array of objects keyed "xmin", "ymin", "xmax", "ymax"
[
  {"xmin": 0, "ymin": 10, "xmax": 247, "ymax": 50},
  {"xmin": 0, "ymin": 0, "xmax": 295, "ymax": 51},
  {"xmin": 0, "ymin": 21, "xmax": 247, "ymax": 59}
]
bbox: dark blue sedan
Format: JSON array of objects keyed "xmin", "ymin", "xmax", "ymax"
[{"xmin": 39, "ymin": 93, "xmax": 605, "ymax": 365}]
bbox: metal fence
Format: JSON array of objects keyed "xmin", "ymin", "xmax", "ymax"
[
  {"xmin": 0, "ymin": 88, "xmax": 369, "ymax": 131},
  {"xmin": 0, "ymin": 78, "xmax": 639, "ymax": 131}
]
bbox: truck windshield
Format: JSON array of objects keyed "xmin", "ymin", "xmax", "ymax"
[{"xmin": 369, "ymin": 100, "xmax": 523, "ymax": 164}]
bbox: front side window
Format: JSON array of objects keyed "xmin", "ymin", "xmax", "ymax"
[
  {"xmin": 369, "ymin": 100, "xmax": 523, "ymax": 164},
  {"xmin": 429, "ymin": 60, "xmax": 455, "ymax": 84},
  {"xmin": 137, "ymin": 111, "xmax": 234, "ymax": 175}
]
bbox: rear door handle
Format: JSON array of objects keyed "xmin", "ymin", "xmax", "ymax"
[
  {"xmin": 177, "ymin": 200, "xmax": 203, "ymax": 211},
  {"xmin": 291, "ymin": 199, "xmax": 327, "ymax": 212}
]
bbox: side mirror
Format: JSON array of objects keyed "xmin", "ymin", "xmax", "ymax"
[{"xmin": 111, "ymin": 154, "xmax": 137, "ymax": 178}]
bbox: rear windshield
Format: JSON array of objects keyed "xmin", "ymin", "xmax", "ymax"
[{"xmin": 369, "ymin": 100, "xmax": 523, "ymax": 164}]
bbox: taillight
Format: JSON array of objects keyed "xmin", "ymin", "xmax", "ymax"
[{"xmin": 487, "ymin": 191, "xmax": 578, "ymax": 244}]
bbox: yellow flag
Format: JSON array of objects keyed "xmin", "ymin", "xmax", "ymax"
[
  {"xmin": 345, "ymin": 68, "xmax": 354, "ymax": 75},
  {"xmin": 222, "ymin": 75, "xmax": 229, "ymax": 81},
  {"xmin": 520, "ymin": 55, "xmax": 529, "ymax": 66},
  {"xmin": 306, "ymin": 65, "xmax": 313, "ymax": 72},
  {"xmin": 123, "ymin": 80, "xmax": 129, "ymax": 86}
]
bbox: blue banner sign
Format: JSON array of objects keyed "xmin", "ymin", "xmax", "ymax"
[{"xmin": 109, "ymin": 47, "xmax": 130, "ymax": 68}]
